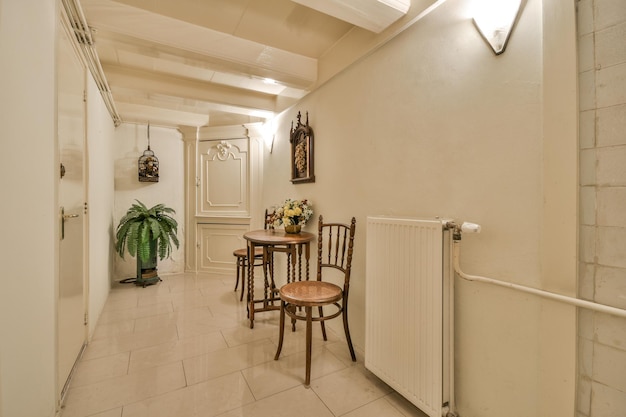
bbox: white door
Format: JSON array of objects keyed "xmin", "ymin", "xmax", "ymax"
[
  {"xmin": 195, "ymin": 138, "xmax": 250, "ymax": 273},
  {"xmin": 57, "ymin": 23, "xmax": 87, "ymax": 401},
  {"xmin": 197, "ymin": 138, "xmax": 250, "ymax": 217}
]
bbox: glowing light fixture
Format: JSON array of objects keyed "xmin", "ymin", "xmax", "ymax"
[
  {"xmin": 473, "ymin": 0, "xmax": 523, "ymax": 55},
  {"xmin": 262, "ymin": 118, "xmax": 277, "ymax": 153}
]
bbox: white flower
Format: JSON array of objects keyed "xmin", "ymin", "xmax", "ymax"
[{"xmin": 270, "ymin": 198, "xmax": 313, "ymax": 227}]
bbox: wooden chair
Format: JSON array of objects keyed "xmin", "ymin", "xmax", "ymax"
[
  {"xmin": 274, "ymin": 215, "xmax": 357, "ymax": 385},
  {"xmin": 233, "ymin": 209, "xmax": 273, "ymax": 301}
]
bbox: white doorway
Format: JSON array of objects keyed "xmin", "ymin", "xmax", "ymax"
[{"xmin": 57, "ymin": 20, "xmax": 88, "ymax": 403}]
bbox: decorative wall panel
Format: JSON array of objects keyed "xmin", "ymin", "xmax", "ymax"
[
  {"xmin": 197, "ymin": 223, "xmax": 248, "ymax": 273},
  {"xmin": 197, "ymin": 138, "xmax": 249, "ymax": 217}
]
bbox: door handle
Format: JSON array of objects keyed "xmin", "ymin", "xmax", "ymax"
[{"xmin": 61, "ymin": 206, "xmax": 80, "ymax": 240}]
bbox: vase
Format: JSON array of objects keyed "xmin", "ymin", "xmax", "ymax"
[{"xmin": 285, "ymin": 224, "xmax": 301, "ymax": 234}]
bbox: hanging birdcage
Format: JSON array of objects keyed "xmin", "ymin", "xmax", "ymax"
[{"xmin": 138, "ymin": 122, "xmax": 159, "ymax": 182}]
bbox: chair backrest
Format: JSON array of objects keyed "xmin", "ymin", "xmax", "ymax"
[
  {"xmin": 316, "ymin": 215, "xmax": 357, "ymax": 292},
  {"xmin": 264, "ymin": 208, "xmax": 274, "ymax": 230}
]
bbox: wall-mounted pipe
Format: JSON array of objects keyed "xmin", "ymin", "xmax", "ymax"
[
  {"xmin": 453, "ymin": 239, "xmax": 626, "ymax": 318},
  {"xmin": 60, "ymin": 0, "xmax": 122, "ymax": 126}
]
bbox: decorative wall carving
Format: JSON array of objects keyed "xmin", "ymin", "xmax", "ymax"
[{"xmin": 290, "ymin": 111, "xmax": 314, "ymax": 183}]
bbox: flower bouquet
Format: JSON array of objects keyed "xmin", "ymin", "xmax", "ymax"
[{"xmin": 270, "ymin": 199, "xmax": 313, "ymax": 233}]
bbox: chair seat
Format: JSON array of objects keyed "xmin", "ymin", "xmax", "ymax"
[
  {"xmin": 279, "ymin": 281, "xmax": 342, "ymax": 306},
  {"xmin": 233, "ymin": 247, "xmax": 264, "ymax": 258}
]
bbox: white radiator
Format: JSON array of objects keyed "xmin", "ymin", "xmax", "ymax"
[{"xmin": 365, "ymin": 216, "xmax": 453, "ymax": 417}]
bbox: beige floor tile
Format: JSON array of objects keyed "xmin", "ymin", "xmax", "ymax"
[
  {"xmin": 311, "ymin": 365, "xmax": 393, "ymax": 416},
  {"xmin": 91, "ymin": 319, "xmax": 135, "ymax": 341},
  {"xmin": 342, "ymin": 397, "xmax": 406, "ymax": 417},
  {"xmin": 133, "ymin": 318, "xmax": 179, "ymax": 336},
  {"xmin": 183, "ymin": 339, "xmax": 277, "ymax": 385},
  {"xmin": 100, "ymin": 295, "xmax": 138, "ymax": 312},
  {"xmin": 174, "ymin": 305, "xmax": 215, "ymax": 321},
  {"xmin": 221, "ymin": 320, "xmax": 280, "ymax": 347},
  {"xmin": 270, "ymin": 321, "xmax": 346, "ymax": 359},
  {"xmin": 96, "ymin": 301, "xmax": 174, "ymax": 326},
  {"xmin": 176, "ymin": 311, "xmax": 242, "ymax": 339},
  {"xmin": 136, "ymin": 292, "xmax": 175, "ymax": 307},
  {"xmin": 197, "ymin": 279, "xmax": 241, "ymax": 294},
  {"xmin": 205, "ymin": 294, "xmax": 248, "ymax": 317},
  {"xmin": 166, "ymin": 273, "xmax": 230, "ymax": 293},
  {"xmin": 82, "ymin": 325, "xmax": 178, "ymax": 361},
  {"xmin": 111, "ymin": 281, "xmax": 172, "ymax": 297},
  {"xmin": 218, "ymin": 385, "xmax": 335, "ymax": 417},
  {"xmin": 324, "ymin": 339, "xmax": 359, "ymax": 366},
  {"xmin": 129, "ymin": 330, "xmax": 227, "ymax": 372},
  {"xmin": 170, "ymin": 290, "xmax": 215, "ymax": 310},
  {"xmin": 133, "ymin": 312, "xmax": 179, "ymax": 333},
  {"xmin": 122, "ymin": 372, "xmax": 255, "ymax": 417},
  {"xmin": 62, "ymin": 362, "xmax": 186, "ymax": 417},
  {"xmin": 62, "ymin": 273, "xmax": 410, "ymax": 417},
  {"xmin": 242, "ymin": 347, "xmax": 347, "ymax": 399},
  {"xmin": 82, "ymin": 408, "xmax": 122, "ymax": 417},
  {"xmin": 383, "ymin": 392, "xmax": 430, "ymax": 417},
  {"xmin": 71, "ymin": 352, "xmax": 130, "ymax": 387}
]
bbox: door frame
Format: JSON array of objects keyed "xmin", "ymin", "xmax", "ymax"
[
  {"xmin": 56, "ymin": 8, "xmax": 90, "ymax": 407},
  {"xmin": 183, "ymin": 123, "xmax": 265, "ymax": 272}
]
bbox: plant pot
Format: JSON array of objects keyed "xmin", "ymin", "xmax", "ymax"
[
  {"xmin": 136, "ymin": 240, "xmax": 160, "ymax": 287},
  {"xmin": 285, "ymin": 224, "xmax": 301, "ymax": 234}
]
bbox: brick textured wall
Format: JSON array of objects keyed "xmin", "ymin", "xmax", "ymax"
[{"xmin": 577, "ymin": 0, "xmax": 626, "ymax": 415}]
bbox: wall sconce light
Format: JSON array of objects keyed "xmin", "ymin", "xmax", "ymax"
[
  {"xmin": 262, "ymin": 118, "xmax": 277, "ymax": 153},
  {"xmin": 473, "ymin": 0, "xmax": 523, "ymax": 55}
]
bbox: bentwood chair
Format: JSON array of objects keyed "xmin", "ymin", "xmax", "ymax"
[
  {"xmin": 274, "ymin": 215, "xmax": 357, "ymax": 385},
  {"xmin": 233, "ymin": 209, "xmax": 273, "ymax": 301}
]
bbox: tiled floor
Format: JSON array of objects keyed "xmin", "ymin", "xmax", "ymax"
[{"xmin": 60, "ymin": 272, "xmax": 428, "ymax": 417}]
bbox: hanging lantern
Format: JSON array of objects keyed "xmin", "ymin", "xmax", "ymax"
[{"xmin": 138, "ymin": 122, "xmax": 159, "ymax": 182}]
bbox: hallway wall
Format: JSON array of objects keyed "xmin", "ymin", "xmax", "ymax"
[
  {"xmin": 577, "ymin": 0, "xmax": 626, "ymax": 414},
  {"xmin": 1, "ymin": 1, "xmax": 119, "ymax": 415},
  {"xmin": 1, "ymin": 2, "xmax": 60, "ymax": 417},
  {"xmin": 262, "ymin": 0, "xmax": 577, "ymax": 416},
  {"xmin": 113, "ymin": 124, "xmax": 186, "ymax": 281},
  {"xmin": 87, "ymin": 75, "xmax": 117, "ymax": 337}
]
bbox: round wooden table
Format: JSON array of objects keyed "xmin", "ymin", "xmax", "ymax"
[{"xmin": 244, "ymin": 229, "xmax": 315, "ymax": 328}]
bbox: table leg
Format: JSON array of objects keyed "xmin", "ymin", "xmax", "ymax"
[
  {"xmin": 289, "ymin": 245, "xmax": 299, "ymax": 282},
  {"xmin": 296, "ymin": 244, "xmax": 303, "ymax": 281},
  {"xmin": 262, "ymin": 246, "xmax": 270, "ymax": 309},
  {"xmin": 248, "ymin": 241, "xmax": 255, "ymax": 329},
  {"xmin": 304, "ymin": 242, "xmax": 311, "ymax": 281},
  {"xmin": 265, "ymin": 246, "xmax": 277, "ymax": 306}
]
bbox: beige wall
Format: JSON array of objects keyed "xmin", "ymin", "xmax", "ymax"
[
  {"xmin": 262, "ymin": 0, "xmax": 577, "ymax": 416},
  {"xmin": 577, "ymin": 0, "xmax": 626, "ymax": 415},
  {"xmin": 86, "ymin": 75, "xmax": 117, "ymax": 337},
  {"xmin": 1, "ymin": 1, "xmax": 119, "ymax": 414},
  {"xmin": 113, "ymin": 124, "xmax": 186, "ymax": 280},
  {"xmin": 0, "ymin": 1, "xmax": 59, "ymax": 416},
  {"xmin": 540, "ymin": 0, "xmax": 578, "ymax": 415},
  {"xmin": 0, "ymin": 0, "xmax": 602, "ymax": 416}
]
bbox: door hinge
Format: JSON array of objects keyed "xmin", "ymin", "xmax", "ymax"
[
  {"xmin": 84, "ymin": 202, "xmax": 88, "ymax": 215},
  {"xmin": 84, "ymin": 312, "xmax": 88, "ymax": 325},
  {"xmin": 83, "ymin": 90, "xmax": 87, "ymax": 103},
  {"xmin": 196, "ymin": 176, "xmax": 200, "ymax": 187}
]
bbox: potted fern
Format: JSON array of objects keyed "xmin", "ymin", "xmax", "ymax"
[{"xmin": 115, "ymin": 200, "xmax": 179, "ymax": 287}]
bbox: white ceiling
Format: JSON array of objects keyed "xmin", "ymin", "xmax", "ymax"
[{"xmin": 78, "ymin": 0, "xmax": 439, "ymax": 129}]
